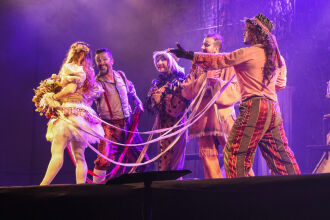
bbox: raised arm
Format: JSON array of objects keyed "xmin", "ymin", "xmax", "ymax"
[
  {"xmin": 193, "ymin": 47, "xmax": 254, "ymax": 70},
  {"xmin": 170, "ymin": 43, "xmax": 253, "ymax": 70}
]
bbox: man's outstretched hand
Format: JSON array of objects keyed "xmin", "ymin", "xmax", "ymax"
[{"xmin": 169, "ymin": 43, "xmax": 194, "ymax": 60}]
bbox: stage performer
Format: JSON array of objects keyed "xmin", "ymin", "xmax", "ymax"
[
  {"xmin": 171, "ymin": 13, "xmax": 300, "ymax": 177},
  {"xmin": 146, "ymin": 51, "xmax": 188, "ymax": 171},
  {"xmin": 181, "ymin": 33, "xmax": 247, "ymax": 179},
  {"xmin": 93, "ymin": 48, "xmax": 147, "ymax": 183},
  {"xmin": 40, "ymin": 42, "xmax": 104, "ymax": 185}
]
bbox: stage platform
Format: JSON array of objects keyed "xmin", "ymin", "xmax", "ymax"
[{"xmin": 1, "ymin": 173, "xmax": 330, "ymax": 219}]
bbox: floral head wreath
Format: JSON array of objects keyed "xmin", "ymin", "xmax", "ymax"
[
  {"xmin": 245, "ymin": 13, "xmax": 283, "ymax": 68},
  {"xmin": 65, "ymin": 41, "xmax": 91, "ymax": 64},
  {"xmin": 71, "ymin": 42, "xmax": 90, "ymax": 53}
]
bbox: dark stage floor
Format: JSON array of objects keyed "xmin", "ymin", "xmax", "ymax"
[{"xmin": 1, "ymin": 173, "xmax": 330, "ymax": 220}]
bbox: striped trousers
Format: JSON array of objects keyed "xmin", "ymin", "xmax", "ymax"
[{"xmin": 223, "ymin": 97, "xmax": 301, "ymax": 178}]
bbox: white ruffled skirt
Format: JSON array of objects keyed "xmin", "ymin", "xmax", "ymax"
[{"xmin": 46, "ymin": 103, "xmax": 104, "ymax": 144}]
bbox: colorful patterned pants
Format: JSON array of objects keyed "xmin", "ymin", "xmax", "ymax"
[{"xmin": 223, "ymin": 97, "xmax": 301, "ymax": 178}]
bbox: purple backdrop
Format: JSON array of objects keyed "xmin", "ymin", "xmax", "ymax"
[{"xmin": 0, "ymin": 0, "xmax": 329, "ymax": 186}]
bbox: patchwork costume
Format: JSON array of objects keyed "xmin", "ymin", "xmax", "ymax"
[{"xmin": 146, "ymin": 72, "xmax": 188, "ymax": 171}]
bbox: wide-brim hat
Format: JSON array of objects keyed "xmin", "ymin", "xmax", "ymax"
[
  {"xmin": 245, "ymin": 13, "xmax": 274, "ymax": 34},
  {"xmin": 245, "ymin": 13, "xmax": 283, "ymax": 68}
]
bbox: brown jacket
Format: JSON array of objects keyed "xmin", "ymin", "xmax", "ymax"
[{"xmin": 181, "ymin": 65, "xmax": 240, "ymax": 138}]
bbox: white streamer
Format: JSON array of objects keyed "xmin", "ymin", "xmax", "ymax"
[
  {"xmin": 61, "ymin": 115, "xmax": 186, "ymax": 167},
  {"xmin": 67, "ymin": 83, "xmax": 207, "ymax": 148},
  {"xmin": 77, "ymin": 75, "xmax": 235, "ymax": 148},
  {"xmin": 94, "ymin": 78, "xmax": 208, "ymax": 135},
  {"xmin": 57, "ymin": 75, "xmax": 236, "ymax": 167}
]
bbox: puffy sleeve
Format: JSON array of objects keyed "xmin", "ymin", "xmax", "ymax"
[
  {"xmin": 275, "ymin": 56, "xmax": 287, "ymax": 91},
  {"xmin": 90, "ymin": 81, "xmax": 105, "ymax": 100},
  {"xmin": 181, "ymin": 66, "xmax": 207, "ymax": 101},
  {"xmin": 60, "ymin": 63, "xmax": 86, "ymax": 88},
  {"xmin": 192, "ymin": 47, "xmax": 254, "ymax": 70}
]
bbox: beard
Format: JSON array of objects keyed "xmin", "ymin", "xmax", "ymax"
[{"xmin": 98, "ymin": 66, "xmax": 109, "ymax": 75}]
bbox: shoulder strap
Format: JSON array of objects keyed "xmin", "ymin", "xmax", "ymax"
[
  {"xmin": 117, "ymin": 70, "xmax": 127, "ymax": 86},
  {"xmin": 113, "ymin": 70, "xmax": 130, "ymax": 93}
]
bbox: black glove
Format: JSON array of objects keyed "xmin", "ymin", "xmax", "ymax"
[{"xmin": 169, "ymin": 43, "xmax": 194, "ymax": 60}]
